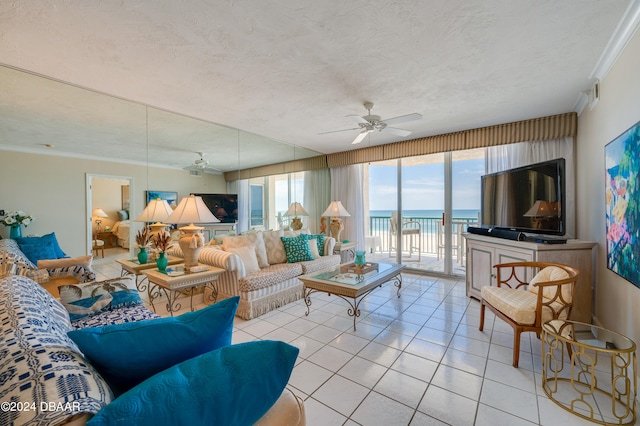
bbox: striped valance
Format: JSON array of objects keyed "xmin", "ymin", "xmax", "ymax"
[{"xmin": 228, "ymin": 112, "xmax": 577, "ymax": 179}]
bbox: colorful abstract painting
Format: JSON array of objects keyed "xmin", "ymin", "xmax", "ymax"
[
  {"xmin": 605, "ymin": 120, "xmax": 640, "ymax": 288},
  {"xmin": 146, "ymin": 191, "xmax": 178, "ymax": 208}
]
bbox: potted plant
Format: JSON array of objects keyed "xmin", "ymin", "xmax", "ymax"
[
  {"xmin": 135, "ymin": 228, "xmax": 150, "ymax": 264},
  {"xmin": 151, "ymin": 231, "xmax": 173, "ymax": 272},
  {"xmin": 1, "ymin": 211, "xmax": 34, "ymax": 239}
]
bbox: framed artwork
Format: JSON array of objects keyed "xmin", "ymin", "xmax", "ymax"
[
  {"xmin": 146, "ymin": 190, "xmax": 179, "ymax": 208},
  {"xmin": 605, "ymin": 120, "xmax": 640, "ymax": 288}
]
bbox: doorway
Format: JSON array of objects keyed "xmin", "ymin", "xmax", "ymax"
[{"xmin": 85, "ymin": 173, "xmax": 135, "ymax": 257}]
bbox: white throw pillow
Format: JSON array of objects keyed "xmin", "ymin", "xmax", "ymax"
[
  {"xmin": 308, "ymin": 238, "xmax": 320, "ymax": 259},
  {"xmin": 262, "ymin": 230, "xmax": 286, "ymax": 265},
  {"xmin": 222, "ymin": 234, "xmax": 269, "ymax": 269},
  {"xmin": 226, "ymin": 245, "xmax": 260, "ymax": 274}
]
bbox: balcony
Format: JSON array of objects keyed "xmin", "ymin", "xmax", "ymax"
[{"xmin": 366, "ymin": 215, "xmax": 478, "ymax": 275}]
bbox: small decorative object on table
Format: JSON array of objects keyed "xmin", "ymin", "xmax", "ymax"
[
  {"xmin": 354, "ymin": 250, "xmax": 366, "ymax": 266},
  {"xmin": 151, "ymin": 231, "xmax": 173, "ymax": 272},
  {"xmin": 340, "ymin": 262, "xmax": 378, "ymax": 275},
  {"xmin": 135, "ymin": 228, "xmax": 150, "ymax": 264},
  {"xmin": 1, "ymin": 211, "xmax": 34, "ymax": 239}
]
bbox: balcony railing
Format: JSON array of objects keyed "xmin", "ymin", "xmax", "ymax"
[{"xmin": 369, "ymin": 215, "xmax": 478, "ymax": 255}]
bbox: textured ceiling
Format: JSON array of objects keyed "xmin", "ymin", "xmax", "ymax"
[{"xmin": 0, "ymin": 0, "xmax": 636, "ymax": 170}]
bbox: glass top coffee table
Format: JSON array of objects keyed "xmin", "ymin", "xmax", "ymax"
[{"xmin": 299, "ymin": 262, "xmax": 404, "ymax": 331}]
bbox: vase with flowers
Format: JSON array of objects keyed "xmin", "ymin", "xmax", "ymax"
[
  {"xmin": 151, "ymin": 231, "xmax": 173, "ymax": 272},
  {"xmin": 1, "ymin": 211, "xmax": 34, "ymax": 239},
  {"xmin": 135, "ymin": 228, "xmax": 150, "ymax": 264}
]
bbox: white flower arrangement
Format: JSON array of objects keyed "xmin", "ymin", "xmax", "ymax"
[{"xmin": 0, "ymin": 211, "xmax": 34, "ymax": 227}]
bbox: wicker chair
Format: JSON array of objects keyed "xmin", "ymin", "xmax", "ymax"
[{"xmin": 479, "ymin": 261, "xmax": 580, "ymax": 367}]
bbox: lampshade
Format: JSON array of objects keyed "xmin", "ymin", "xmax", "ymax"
[
  {"xmin": 523, "ymin": 200, "xmax": 553, "ymax": 217},
  {"xmin": 92, "ymin": 208, "xmax": 108, "ymax": 218},
  {"xmin": 165, "ymin": 195, "xmax": 219, "ymax": 225},
  {"xmin": 322, "ymin": 201, "xmax": 351, "ymax": 218},
  {"xmin": 134, "ymin": 198, "xmax": 173, "ymax": 223},
  {"xmin": 284, "ymin": 202, "xmax": 309, "ymax": 217}
]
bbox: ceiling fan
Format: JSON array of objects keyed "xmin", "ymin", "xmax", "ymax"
[
  {"xmin": 321, "ymin": 102, "xmax": 423, "ymax": 144},
  {"xmin": 182, "ymin": 152, "xmax": 222, "ymax": 176}
]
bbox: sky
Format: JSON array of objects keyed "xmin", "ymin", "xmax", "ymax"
[{"xmin": 369, "ymin": 157, "xmax": 485, "ymax": 211}]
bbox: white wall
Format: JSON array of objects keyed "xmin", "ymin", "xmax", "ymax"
[
  {"xmin": 0, "ymin": 150, "xmax": 227, "ymax": 256},
  {"xmin": 577, "ymin": 29, "xmax": 640, "ymax": 345}
]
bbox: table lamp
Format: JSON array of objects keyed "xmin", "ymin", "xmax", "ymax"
[
  {"xmin": 285, "ymin": 202, "xmax": 309, "ymax": 231},
  {"xmin": 92, "ymin": 208, "xmax": 108, "ymax": 233},
  {"xmin": 165, "ymin": 194, "xmax": 219, "ymax": 271},
  {"xmin": 523, "ymin": 200, "xmax": 553, "ymax": 229},
  {"xmin": 322, "ymin": 201, "xmax": 350, "ymax": 241},
  {"xmin": 135, "ymin": 198, "xmax": 174, "ymax": 237}
]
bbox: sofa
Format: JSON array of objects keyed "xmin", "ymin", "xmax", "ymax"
[
  {"xmin": 0, "ymin": 238, "xmax": 96, "ymax": 296},
  {"xmin": 167, "ymin": 229, "xmax": 341, "ymax": 320},
  {"xmin": 0, "ymin": 275, "xmax": 305, "ymax": 425}
]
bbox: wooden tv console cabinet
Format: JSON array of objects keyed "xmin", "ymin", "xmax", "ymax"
[{"xmin": 464, "ymin": 233, "xmax": 596, "ymax": 323}]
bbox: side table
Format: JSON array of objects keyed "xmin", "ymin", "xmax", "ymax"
[
  {"xmin": 143, "ymin": 264, "xmax": 224, "ymax": 316},
  {"xmin": 542, "ymin": 320, "xmax": 637, "ymax": 425},
  {"xmin": 333, "ymin": 241, "xmax": 356, "ymax": 263},
  {"xmin": 116, "ymin": 256, "xmax": 181, "ymax": 311}
]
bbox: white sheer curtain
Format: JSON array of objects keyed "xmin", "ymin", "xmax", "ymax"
[
  {"xmin": 330, "ymin": 165, "xmax": 365, "ymax": 250},
  {"xmin": 486, "ymin": 137, "xmax": 575, "ymax": 237},
  {"xmin": 303, "ymin": 169, "xmax": 331, "ymax": 234},
  {"xmin": 235, "ymin": 179, "xmax": 250, "ymax": 234}
]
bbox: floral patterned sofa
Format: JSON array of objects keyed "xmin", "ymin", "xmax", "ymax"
[
  {"xmin": 0, "ymin": 239, "xmax": 95, "ymax": 294},
  {"xmin": 168, "ymin": 229, "xmax": 340, "ymax": 320},
  {"xmin": 0, "ymin": 275, "xmax": 305, "ymax": 425}
]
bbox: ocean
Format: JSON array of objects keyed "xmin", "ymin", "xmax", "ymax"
[{"xmin": 369, "ymin": 209, "xmax": 480, "ymax": 219}]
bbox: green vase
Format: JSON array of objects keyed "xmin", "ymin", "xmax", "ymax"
[
  {"xmin": 156, "ymin": 252, "xmax": 168, "ymax": 272},
  {"xmin": 137, "ymin": 247, "xmax": 148, "ymax": 264},
  {"xmin": 9, "ymin": 225, "xmax": 22, "ymax": 239}
]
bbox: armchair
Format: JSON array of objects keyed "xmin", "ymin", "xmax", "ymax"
[
  {"xmin": 479, "ymin": 261, "xmax": 579, "ymax": 367},
  {"xmin": 388, "ymin": 212, "xmax": 421, "ymax": 261}
]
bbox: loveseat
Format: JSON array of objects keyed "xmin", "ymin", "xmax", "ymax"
[
  {"xmin": 0, "ymin": 275, "xmax": 305, "ymax": 425},
  {"xmin": 168, "ymin": 229, "xmax": 340, "ymax": 320},
  {"xmin": 0, "ymin": 238, "xmax": 96, "ymax": 296}
]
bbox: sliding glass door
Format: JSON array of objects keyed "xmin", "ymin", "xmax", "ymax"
[{"xmin": 367, "ymin": 148, "xmax": 484, "ymax": 276}]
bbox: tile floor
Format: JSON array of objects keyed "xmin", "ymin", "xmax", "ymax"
[{"xmin": 92, "ymin": 249, "xmax": 617, "ymax": 425}]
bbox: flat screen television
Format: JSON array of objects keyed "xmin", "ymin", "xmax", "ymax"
[
  {"xmin": 191, "ymin": 193, "xmax": 238, "ymax": 223},
  {"xmin": 481, "ymin": 158, "xmax": 566, "ymax": 236}
]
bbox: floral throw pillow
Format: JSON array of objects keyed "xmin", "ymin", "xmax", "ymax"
[
  {"xmin": 58, "ymin": 275, "xmax": 142, "ymax": 321},
  {"xmin": 280, "ymin": 234, "xmax": 314, "ymax": 263},
  {"xmin": 262, "ymin": 230, "xmax": 286, "ymax": 265}
]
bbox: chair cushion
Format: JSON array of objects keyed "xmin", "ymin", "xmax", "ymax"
[
  {"xmin": 67, "ymin": 296, "xmax": 239, "ymax": 396},
  {"xmin": 528, "ymin": 266, "xmax": 572, "ymax": 302},
  {"xmin": 86, "ymin": 341, "xmax": 299, "ymax": 426},
  {"xmin": 299, "ymin": 255, "xmax": 341, "ymax": 275},
  {"xmin": 481, "ymin": 286, "xmax": 566, "ymax": 325}
]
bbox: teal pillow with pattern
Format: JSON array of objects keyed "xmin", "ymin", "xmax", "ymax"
[
  {"xmin": 308, "ymin": 234, "xmax": 325, "ymax": 256},
  {"xmin": 280, "ymin": 234, "xmax": 314, "ymax": 263}
]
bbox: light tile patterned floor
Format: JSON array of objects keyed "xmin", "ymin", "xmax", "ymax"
[{"xmin": 94, "ymin": 249, "xmax": 600, "ymax": 425}]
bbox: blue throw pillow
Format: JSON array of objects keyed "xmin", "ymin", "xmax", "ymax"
[
  {"xmin": 87, "ymin": 341, "xmax": 299, "ymax": 426},
  {"xmin": 281, "ymin": 234, "xmax": 314, "ymax": 263},
  {"xmin": 17, "ymin": 241, "xmax": 57, "ymax": 264},
  {"xmin": 308, "ymin": 233, "xmax": 325, "ymax": 256},
  {"xmin": 15, "ymin": 232, "xmax": 67, "ymax": 258},
  {"xmin": 68, "ymin": 296, "xmax": 239, "ymax": 396}
]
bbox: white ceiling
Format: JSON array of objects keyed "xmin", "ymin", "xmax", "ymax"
[{"xmin": 0, "ymin": 0, "xmax": 638, "ymax": 170}]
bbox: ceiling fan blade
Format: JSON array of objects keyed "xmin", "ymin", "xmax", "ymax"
[
  {"xmin": 382, "ymin": 127, "xmax": 412, "ymax": 137},
  {"xmin": 346, "ymin": 114, "xmax": 370, "ymax": 124},
  {"xmin": 318, "ymin": 127, "xmax": 360, "ymax": 135},
  {"xmin": 382, "ymin": 113, "xmax": 422, "ymax": 126},
  {"xmin": 203, "ymin": 167, "xmax": 223, "ymax": 175},
  {"xmin": 352, "ymin": 130, "xmax": 370, "ymax": 145}
]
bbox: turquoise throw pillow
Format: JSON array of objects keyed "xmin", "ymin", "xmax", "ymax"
[
  {"xmin": 281, "ymin": 234, "xmax": 314, "ymax": 263},
  {"xmin": 87, "ymin": 341, "xmax": 299, "ymax": 426},
  {"xmin": 308, "ymin": 233, "xmax": 325, "ymax": 256},
  {"xmin": 17, "ymin": 241, "xmax": 57, "ymax": 264},
  {"xmin": 15, "ymin": 232, "xmax": 67, "ymax": 258},
  {"xmin": 59, "ymin": 276, "xmax": 142, "ymax": 321},
  {"xmin": 68, "ymin": 296, "xmax": 239, "ymax": 396}
]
